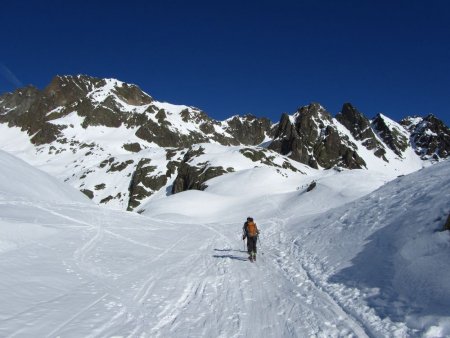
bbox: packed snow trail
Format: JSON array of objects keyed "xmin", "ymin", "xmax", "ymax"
[{"xmin": 1, "ymin": 202, "xmax": 405, "ymax": 338}]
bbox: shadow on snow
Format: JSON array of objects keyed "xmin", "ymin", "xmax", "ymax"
[
  {"xmin": 213, "ymin": 249, "xmax": 248, "ymax": 261},
  {"xmin": 328, "ymin": 216, "xmax": 450, "ymax": 323}
]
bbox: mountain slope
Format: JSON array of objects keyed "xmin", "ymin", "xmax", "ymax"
[
  {"xmin": 284, "ymin": 161, "xmax": 450, "ymax": 337},
  {"xmin": 1, "ymin": 143, "xmax": 449, "ymax": 337},
  {"xmin": 1, "ymin": 75, "xmax": 449, "ymax": 212},
  {"xmin": 0, "ymin": 149, "xmax": 89, "ymax": 204}
]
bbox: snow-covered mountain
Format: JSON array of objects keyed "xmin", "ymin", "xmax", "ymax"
[
  {"xmin": 0, "ymin": 75, "xmax": 449, "ymax": 212},
  {"xmin": 0, "ymin": 146, "xmax": 449, "ymax": 337}
]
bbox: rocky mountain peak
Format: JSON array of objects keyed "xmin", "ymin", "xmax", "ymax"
[
  {"xmin": 401, "ymin": 114, "xmax": 450, "ymax": 160},
  {"xmin": 336, "ymin": 103, "xmax": 387, "ymax": 161},
  {"xmin": 270, "ymin": 102, "xmax": 366, "ymax": 169},
  {"xmin": 294, "ymin": 102, "xmax": 332, "ymax": 123},
  {"xmin": 371, "ymin": 113, "xmax": 409, "ymax": 158},
  {"xmin": 0, "ymin": 85, "xmax": 40, "ymax": 118},
  {"xmin": 223, "ymin": 114, "xmax": 273, "ymax": 145}
]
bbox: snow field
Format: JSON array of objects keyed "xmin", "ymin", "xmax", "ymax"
[{"xmin": 0, "ymin": 139, "xmax": 449, "ymax": 336}]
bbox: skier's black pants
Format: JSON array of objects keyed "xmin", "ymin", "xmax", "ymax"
[{"xmin": 247, "ymin": 236, "xmax": 257, "ymax": 254}]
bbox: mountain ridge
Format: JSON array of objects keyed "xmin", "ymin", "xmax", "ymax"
[{"xmin": 1, "ymin": 74, "xmax": 449, "ymax": 211}]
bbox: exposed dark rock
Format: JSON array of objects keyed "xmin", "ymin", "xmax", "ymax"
[
  {"xmin": 112, "ymin": 83, "xmax": 153, "ymax": 106},
  {"xmin": 372, "ymin": 114, "xmax": 408, "ymax": 157},
  {"xmin": 240, "ymin": 148, "xmax": 269, "ymax": 163},
  {"xmin": 171, "ymin": 146, "xmax": 226, "ymax": 194},
  {"xmin": 166, "ymin": 160, "xmax": 180, "ymax": 177},
  {"xmin": 95, "ymin": 183, "xmax": 106, "ymax": 190},
  {"xmin": 127, "ymin": 159, "xmax": 168, "ymax": 211},
  {"xmin": 306, "ymin": 181, "xmax": 316, "ymax": 192},
  {"xmin": 401, "ymin": 115, "xmax": 450, "ymax": 160},
  {"xmin": 224, "ymin": 114, "xmax": 273, "ymax": 145},
  {"xmin": 199, "ymin": 121, "xmax": 215, "ymax": 134},
  {"xmin": 80, "ymin": 105, "xmax": 122, "ymax": 128},
  {"xmin": 336, "ymin": 103, "xmax": 387, "ymax": 161},
  {"xmin": 183, "ymin": 146, "xmax": 205, "ymax": 162},
  {"xmin": 239, "ymin": 148, "xmax": 300, "ymax": 172},
  {"xmin": 30, "ymin": 123, "xmax": 63, "ymax": 145},
  {"xmin": 100, "ymin": 157, "xmax": 115, "ymax": 168},
  {"xmin": 0, "ymin": 86, "xmax": 40, "ymax": 120},
  {"xmin": 269, "ymin": 103, "xmax": 366, "ymax": 169},
  {"xmin": 100, "ymin": 195, "xmax": 114, "ymax": 204},
  {"xmin": 156, "ymin": 109, "xmax": 169, "ymax": 124},
  {"xmin": 44, "ymin": 75, "xmax": 99, "ymax": 106},
  {"xmin": 124, "ymin": 112, "xmax": 148, "ymax": 129},
  {"xmin": 166, "ymin": 149, "xmax": 179, "ymax": 160},
  {"xmin": 81, "ymin": 189, "xmax": 94, "ymax": 199},
  {"xmin": 107, "ymin": 160, "xmax": 134, "ymax": 172},
  {"xmin": 123, "ymin": 143, "xmax": 142, "ymax": 153},
  {"xmin": 135, "ymin": 119, "xmax": 205, "ymax": 147},
  {"xmin": 171, "ymin": 162, "xmax": 227, "ymax": 194}
]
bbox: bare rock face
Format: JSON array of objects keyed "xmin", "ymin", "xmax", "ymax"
[
  {"xmin": 224, "ymin": 114, "xmax": 273, "ymax": 145},
  {"xmin": 127, "ymin": 158, "xmax": 167, "ymax": 211},
  {"xmin": 113, "ymin": 82, "xmax": 153, "ymax": 106},
  {"xmin": 0, "ymin": 85, "xmax": 40, "ymax": 119},
  {"xmin": 239, "ymin": 148, "xmax": 301, "ymax": 172},
  {"xmin": 171, "ymin": 147, "xmax": 228, "ymax": 194},
  {"xmin": 372, "ymin": 114, "xmax": 409, "ymax": 157},
  {"xmin": 401, "ymin": 115, "xmax": 450, "ymax": 161},
  {"xmin": 336, "ymin": 103, "xmax": 387, "ymax": 161},
  {"xmin": 269, "ymin": 103, "xmax": 366, "ymax": 169}
]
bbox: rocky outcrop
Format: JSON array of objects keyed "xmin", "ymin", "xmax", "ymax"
[
  {"xmin": 123, "ymin": 143, "xmax": 142, "ymax": 153},
  {"xmin": 127, "ymin": 158, "xmax": 168, "ymax": 211},
  {"xmin": 372, "ymin": 114, "xmax": 409, "ymax": 157},
  {"xmin": 135, "ymin": 118, "xmax": 206, "ymax": 147},
  {"xmin": 269, "ymin": 103, "xmax": 366, "ymax": 169},
  {"xmin": 0, "ymin": 85, "xmax": 40, "ymax": 119},
  {"xmin": 401, "ymin": 115, "xmax": 450, "ymax": 160},
  {"xmin": 113, "ymin": 82, "xmax": 153, "ymax": 106},
  {"xmin": 171, "ymin": 147, "xmax": 228, "ymax": 194},
  {"xmin": 336, "ymin": 103, "xmax": 387, "ymax": 161},
  {"xmin": 239, "ymin": 148, "xmax": 301, "ymax": 172},
  {"xmin": 224, "ymin": 114, "xmax": 273, "ymax": 145},
  {"xmin": 80, "ymin": 189, "xmax": 94, "ymax": 199},
  {"xmin": 171, "ymin": 162, "xmax": 228, "ymax": 194},
  {"xmin": 306, "ymin": 181, "xmax": 316, "ymax": 192}
]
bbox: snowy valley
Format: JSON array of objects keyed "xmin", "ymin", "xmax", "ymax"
[{"xmin": 0, "ymin": 75, "xmax": 450, "ymax": 337}]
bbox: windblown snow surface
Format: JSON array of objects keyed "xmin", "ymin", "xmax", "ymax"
[{"xmin": 0, "ymin": 149, "xmax": 449, "ymax": 337}]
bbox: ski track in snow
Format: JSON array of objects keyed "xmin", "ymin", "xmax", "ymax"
[
  {"xmin": 2, "ymin": 160, "xmax": 449, "ymax": 337},
  {"xmin": 1, "ymin": 204, "xmax": 388, "ymax": 337}
]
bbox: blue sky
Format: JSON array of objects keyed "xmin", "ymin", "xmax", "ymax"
[{"xmin": 1, "ymin": 0, "xmax": 449, "ymax": 124}]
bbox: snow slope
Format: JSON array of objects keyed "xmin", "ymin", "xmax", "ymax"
[
  {"xmin": 0, "ymin": 149, "xmax": 449, "ymax": 337},
  {"xmin": 0, "ymin": 149, "xmax": 89, "ymax": 204}
]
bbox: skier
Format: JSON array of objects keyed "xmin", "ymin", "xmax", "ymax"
[{"xmin": 242, "ymin": 217, "xmax": 259, "ymax": 261}]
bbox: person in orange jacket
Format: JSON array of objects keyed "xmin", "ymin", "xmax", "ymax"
[{"xmin": 242, "ymin": 217, "xmax": 260, "ymax": 261}]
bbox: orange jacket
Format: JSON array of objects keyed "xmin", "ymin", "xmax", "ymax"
[{"xmin": 243, "ymin": 221, "xmax": 259, "ymax": 238}]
